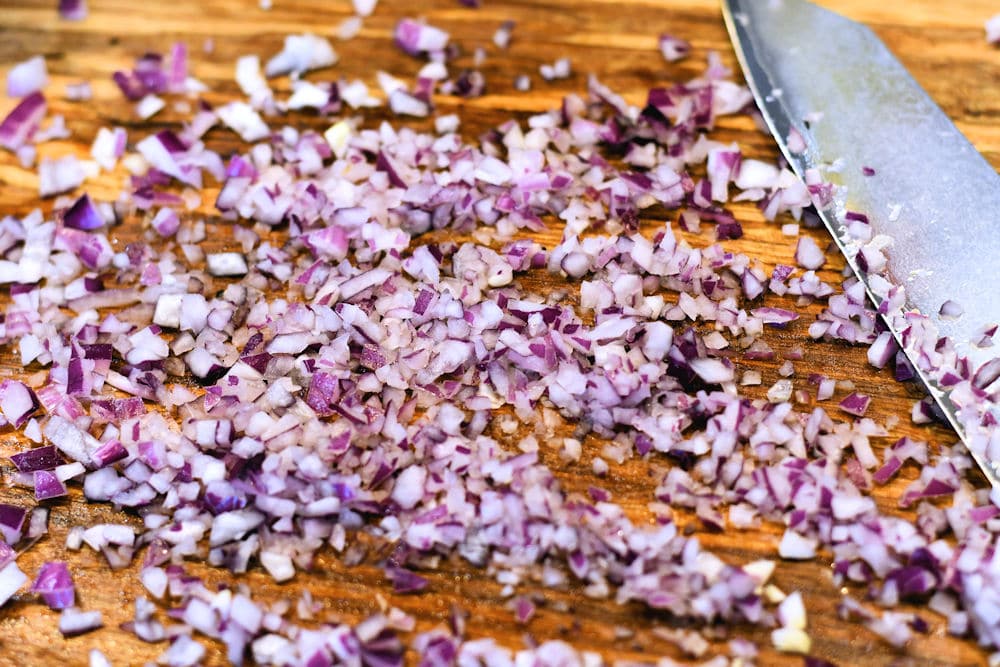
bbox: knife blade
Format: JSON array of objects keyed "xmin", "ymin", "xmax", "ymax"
[{"xmin": 721, "ymin": 0, "xmax": 1000, "ymax": 486}]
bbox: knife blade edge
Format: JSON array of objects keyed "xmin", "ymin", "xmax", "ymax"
[{"xmin": 721, "ymin": 0, "xmax": 1000, "ymax": 487}]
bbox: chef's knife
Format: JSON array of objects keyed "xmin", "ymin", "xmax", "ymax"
[{"xmin": 721, "ymin": 0, "xmax": 1000, "ymax": 486}]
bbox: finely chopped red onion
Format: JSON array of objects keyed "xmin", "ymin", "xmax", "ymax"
[{"xmin": 1, "ymin": 4, "xmax": 1000, "ymax": 665}]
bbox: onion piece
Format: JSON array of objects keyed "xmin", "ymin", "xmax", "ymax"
[
  {"xmin": 216, "ymin": 102, "xmax": 270, "ymax": 142},
  {"xmin": 385, "ymin": 565, "xmax": 428, "ymax": 594},
  {"xmin": 779, "ymin": 530, "xmax": 817, "ymax": 560},
  {"xmin": 493, "ymin": 21, "xmax": 514, "ymax": 49},
  {"xmin": 394, "ymin": 18, "xmax": 450, "ymax": 57},
  {"xmin": 659, "ymin": 33, "xmax": 691, "ymax": 62},
  {"xmin": 939, "ymin": 299, "xmax": 964, "ymax": 320},
  {"xmin": 0, "ymin": 504, "xmax": 27, "ymax": 544},
  {"xmin": 389, "ymin": 89, "xmax": 430, "ymax": 117},
  {"xmin": 62, "ymin": 193, "xmax": 106, "ymax": 230},
  {"xmin": 44, "ymin": 415, "xmax": 101, "ymax": 465},
  {"xmin": 988, "ymin": 13, "xmax": 1000, "ymax": 44},
  {"xmin": 136, "ymin": 94, "xmax": 165, "ymax": 120},
  {"xmin": 0, "ymin": 380, "xmax": 40, "ymax": 428},
  {"xmin": 33, "ymin": 470, "xmax": 68, "ymax": 500},
  {"xmin": 0, "ymin": 561, "xmax": 28, "ymax": 607},
  {"xmin": 7, "ymin": 56, "xmax": 48, "ymax": 98},
  {"xmin": 0, "ymin": 542, "xmax": 14, "ymax": 570},
  {"xmin": 64, "ymin": 82, "xmax": 91, "ymax": 103},
  {"xmin": 206, "ymin": 252, "xmax": 249, "ymax": 276},
  {"xmin": 39, "ymin": 156, "xmax": 92, "ymax": 197},
  {"xmin": 58, "ymin": 0, "xmax": 88, "ymax": 20},
  {"xmin": 688, "ymin": 357, "xmax": 734, "ymax": 384},
  {"xmin": 59, "ymin": 607, "xmax": 103, "ymax": 636},
  {"xmin": 0, "ymin": 92, "xmax": 47, "ymax": 151},
  {"xmin": 838, "ymin": 392, "xmax": 871, "ymax": 417},
  {"xmin": 10, "ymin": 445, "xmax": 63, "ymax": 473},
  {"xmin": 264, "ymin": 34, "xmax": 338, "ymax": 77},
  {"xmin": 90, "ymin": 126, "xmax": 126, "ymax": 171},
  {"xmin": 89, "ymin": 650, "xmax": 112, "ymax": 667},
  {"xmin": 235, "ymin": 55, "xmax": 271, "ymax": 102},
  {"xmin": 337, "ymin": 16, "xmax": 364, "ymax": 41},
  {"xmin": 794, "ymin": 236, "xmax": 825, "ymax": 270},
  {"xmin": 353, "ymin": 0, "xmax": 377, "ymax": 16},
  {"xmin": 540, "ymin": 57, "xmax": 572, "ymax": 81},
  {"xmin": 31, "ymin": 561, "xmax": 75, "ymax": 609},
  {"xmin": 259, "ymin": 551, "xmax": 295, "ymax": 582}
]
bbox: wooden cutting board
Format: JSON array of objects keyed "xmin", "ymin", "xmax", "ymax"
[{"xmin": 1, "ymin": 0, "xmax": 999, "ymax": 664}]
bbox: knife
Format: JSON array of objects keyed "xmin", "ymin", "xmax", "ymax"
[{"xmin": 721, "ymin": 0, "xmax": 1000, "ymax": 486}]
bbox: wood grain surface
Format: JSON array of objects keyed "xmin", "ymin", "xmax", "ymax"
[{"xmin": 2, "ymin": 0, "xmax": 1000, "ymax": 665}]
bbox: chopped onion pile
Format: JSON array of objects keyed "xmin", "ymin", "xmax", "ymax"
[{"xmin": 1, "ymin": 4, "xmax": 999, "ymax": 666}]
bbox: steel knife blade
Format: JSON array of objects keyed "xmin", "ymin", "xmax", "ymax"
[{"xmin": 721, "ymin": 0, "xmax": 1000, "ymax": 485}]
